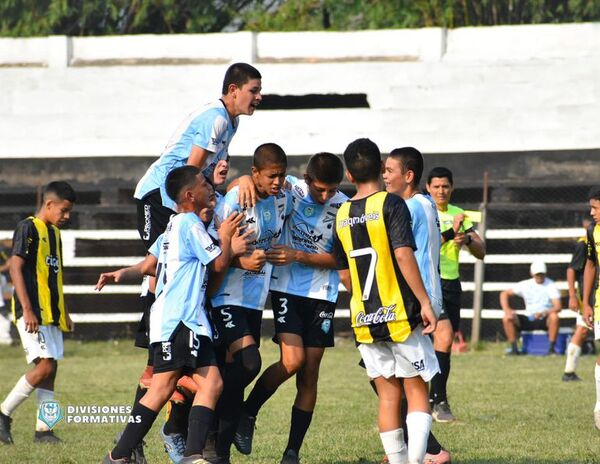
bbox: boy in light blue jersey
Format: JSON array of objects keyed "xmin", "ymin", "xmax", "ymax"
[
  {"xmin": 210, "ymin": 143, "xmax": 291, "ymax": 464},
  {"xmin": 382, "ymin": 147, "xmax": 451, "ymax": 464},
  {"xmin": 97, "ymin": 166, "xmax": 247, "ymax": 464},
  {"xmin": 234, "ymin": 153, "xmax": 347, "ymax": 464}
]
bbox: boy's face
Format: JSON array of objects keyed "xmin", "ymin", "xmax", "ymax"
[
  {"xmin": 233, "ymin": 78, "xmax": 262, "ymax": 116},
  {"xmin": 383, "ymin": 157, "xmax": 409, "ymax": 196},
  {"xmin": 305, "ymin": 176, "xmax": 339, "ymax": 205},
  {"xmin": 426, "ymin": 176, "xmax": 453, "ymax": 207},
  {"xmin": 590, "ymin": 198, "xmax": 600, "ymax": 224},
  {"xmin": 45, "ymin": 198, "xmax": 73, "ymax": 228},
  {"xmin": 252, "ymin": 163, "xmax": 286, "ymax": 198},
  {"xmin": 199, "ymin": 183, "xmax": 217, "ymax": 224},
  {"xmin": 213, "ymin": 159, "xmax": 229, "ymax": 187},
  {"xmin": 189, "ymin": 175, "xmax": 211, "ymax": 212}
]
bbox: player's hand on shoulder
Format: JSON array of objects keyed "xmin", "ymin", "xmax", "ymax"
[{"xmin": 237, "ymin": 175, "xmax": 257, "ymax": 209}]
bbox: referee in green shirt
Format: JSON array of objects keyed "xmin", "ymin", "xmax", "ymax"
[{"xmin": 426, "ymin": 167, "xmax": 485, "ymax": 423}]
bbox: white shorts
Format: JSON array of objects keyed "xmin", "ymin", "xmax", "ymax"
[
  {"xmin": 16, "ymin": 317, "xmax": 64, "ymax": 364},
  {"xmin": 358, "ymin": 326, "xmax": 440, "ymax": 382},
  {"xmin": 575, "ymin": 313, "xmax": 589, "ymax": 329}
]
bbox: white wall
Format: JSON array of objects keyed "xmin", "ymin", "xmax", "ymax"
[{"xmin": 0, "ymin": 24, "xmax": 599, "ymax": 158}]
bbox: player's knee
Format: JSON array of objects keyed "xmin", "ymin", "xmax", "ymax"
[
  {"xmin": 281, "ymin": 351, "xmax": 305, "ymax": 375},
  {"xmin": 547, "ymin": 312, "xmax": 559, "ymax": 323},
  {"xmin": 234, "ymin": 345, "xmax": 262, "ymax": 385},
  {"xmin": 35, "ymin": 358, "xmax": 57, "ymax": 379}
]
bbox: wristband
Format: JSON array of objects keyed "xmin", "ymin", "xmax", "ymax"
[
  {"xmin": 465, "ymin": 234, "xmax": 473, "ymax": 246},
  {"xmin": 441, "ymin": 228, "xmax": 455, "ymax": 241}
]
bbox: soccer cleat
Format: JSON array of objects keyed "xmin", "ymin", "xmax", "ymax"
[
  {"xmin": 161, "ymin": 424, "xmax": 186, "ymax": 464},
  {"xmin": 115, "ymin": 431, "xmax": 147, "ymax": 464},
  {"xmin": 562, "ymin": 372, "xmax": 582, "ymax": 382},
  {"xmin": 595, "ymin": 410, "xmax": 600, "ymax": 430},
  {"xmin": 34, "ymin": 430, "xmax": 61, "ymax": 444},
  {"xmin": 380, "ymin": 456, "xmax": 389, "ymax": 464},
  {"xmin": 169, "ymin": 389, "xmax": 186, "ymax": 404},
  {"xmin": 0, "ymin": 411, "xmax": 13, "ymax": 444},
  {"xmin": 281, "ymin": 449, "xmax": 301, "ymax": 464},
  {"xmin": 102, "ymin": 452, "xmax": 131, "ymax": 463},
  {"xmin": 233, "ymin": 412, "xmax": 256, "ymax": 455},
  {"xmin": 177, "ymin": 375, "xmax": 199, "ymax": 396},
  {"xmin": 432, "ymin": 401, "xmax": 456, "ymax": 423},
  {"xmin": 505, "ymin": 347, "xmax": 522, "ymax": 356},
  {"xmin": 424, "ymin": 448, "xmax": 452, "ymax": 463}
]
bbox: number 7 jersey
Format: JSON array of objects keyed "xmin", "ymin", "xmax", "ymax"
[{"xmin": 333, "ymin": 191, "xmax": 421, "ymax": 344}]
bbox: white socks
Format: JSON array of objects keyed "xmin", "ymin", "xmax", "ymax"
[
  {"xmin": 35, "ymin": 388, "xmax": 55, "ymax": 432},
  {"xmin": 0, "ymin": 375, "xmax": 34, "ymax": 417},
  {"xmin": 380, "ymin": 428, "xmax": 407, "ymax": 464},
  {"xmin": 595, "ymin": 363, "xmax": 600, "ymax": 413},
  {"xmin": 564, "ymin": 343, "xmax": 582, "ymax": 374},
  {"xmin": 406, "ymin": 411, "xmax": 432, "ymax": 464}
]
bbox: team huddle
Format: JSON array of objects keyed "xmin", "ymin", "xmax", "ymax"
[{"xmin": 1, "ymin": 61, "xmax": 599, "ymax": 464}]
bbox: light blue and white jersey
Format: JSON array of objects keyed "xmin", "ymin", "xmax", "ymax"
[
  {"xmin": 134, "ymin": 100, "xmax": 238, "ymax": 211},
  {"xmin": 405, "ymin": 193, "xmax": 443, "ymax": 317},
  {"xmin": 211, "ymin": 186, "xmax": 292, "ymax": 310},
  {"xmin": 270, "ymin": 175, "xmax": 348, "ymax": 302},
  {"xmin": 148, "ymin": 212, "xmax": 221, "ymax": 343}
]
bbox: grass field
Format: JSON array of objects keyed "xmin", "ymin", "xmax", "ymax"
[{"xmin": 1, "ymin": 338, "xmax": 599, "ymax": 464}]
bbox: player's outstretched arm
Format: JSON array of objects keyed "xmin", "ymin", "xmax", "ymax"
[
  {"xmin": 95, "ymin": 255, "xmax": 157, "ymax": 291},
  {"xmin": 265, "ymin": 245, "xmax": 337, "ymax": 269},
  {"xmin": 393, "ymin": 246, "xmax": 437, "ymax": 333}
]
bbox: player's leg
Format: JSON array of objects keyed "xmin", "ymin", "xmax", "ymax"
[
  {"xmin": 212, "ymin": 307, "xmax": 262, "ymax": 462},
  {"xmin": 502, "ymin": 312, "xmax": 521, "ymax": 355},
  {"xmin": 108, "ymin": 369, "xmax": 179, "ymax": 462},
  {"xmin": 181, "ymin": 336, "xmax": 223, "ymax": 461},
  {"xmin": 403, "ymin": 376, "xmax": 433, "ymax": 464},
  {"xmin": 563, "ymin": 316, "xmax": 588, "ymax": 381},
  {"xmin": 594, "ymin": 313, "xmax": 600, "ymax": 429},
  {"xmin": 430, "ymin": 278, "xmax": 460, "ymax": 423},
  {"xmin": 546, "ymin": 312, "xmax": 560, "ymax": 354},
  {"xmin": 280, "ymin": 346, "xmax": 325, "ymax": 464}
]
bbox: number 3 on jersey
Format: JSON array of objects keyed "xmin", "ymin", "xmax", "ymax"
[{"xmin": 349, "ymin": 247, "xmax": 378, "ymax": 301}]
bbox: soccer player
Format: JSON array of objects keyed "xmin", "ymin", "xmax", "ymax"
[
  {"xmin": 383, "ymin": 147, "xmax": 450, "ymax": 463},
  {"xmin": 99, "ymin": 166, "xmax": 245, "ymax": 463},
  {"xmin": 500, "ymin": 260, "xmax": 561, "ymax": 355},
  {"xmin": 129, "ymin": 63, "xmax": 261, "ymax": 461},
  {"xmin": 233, "ymin": 153, "xmax": 347, "ymax": 464},
  {"xmin": 0, "ymin": 182, "xmax": 76, "ymax": 445},
  {"xmin": 426, "ymin": 166, "xmax": 485, "ymax": 423},
  {"xmin": 582, "ymin": 187, "xmax": 600, "ymax": 430},
  {"xmin": 210, "ymin": 143, "xmax": 292, "ymax": 464},
  {"xmin": 563, "ymin": 219, "xmax": 592, "ymax": 381},
  {"xmin": 333, "ymin": 138, "xmax": 438, "ymax": 464}
]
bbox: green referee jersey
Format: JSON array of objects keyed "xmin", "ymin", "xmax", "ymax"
[{"xmin": 437, "ymin": 204, "xmax": 474, "ymax": 280}]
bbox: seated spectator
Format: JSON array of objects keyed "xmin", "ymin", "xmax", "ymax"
[{"xmin": 501, "ymin": 260, "xmax": 561, "ymax": 355}]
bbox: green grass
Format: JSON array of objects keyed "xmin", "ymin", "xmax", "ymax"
[{"xmin": 1, "ymin": 338, "xmax": 599, "ymax": 463}]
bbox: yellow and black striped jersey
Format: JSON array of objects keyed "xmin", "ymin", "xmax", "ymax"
[
  {"xmin": 586, "ymin": 221, "xmax": 600, "ymax": 311},
  {"xmin": 333, "ymin": 191, "xmax": 421, "ymax": 344},
  {"xmin": 11, "ymin": 216, "xmax": 69, "ymax": 331}
]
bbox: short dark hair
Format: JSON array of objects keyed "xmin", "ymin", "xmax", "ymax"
[
  {"xmin": 427, "ymin": 166, "xmax": 453, "ymax": 186},
  {"xmin": 253, "ymin": 143, "xmax": 287, "ymax": 170},
  {"xmin": 388, "ymin": 147, "xmax": 424, "ymax": 185},
  {"xmin": 588, "ymin": 187, "xmax": 600, "ymax": 201},
  {"xmin": 44, "ymin": 181, "xmax": 76, "ymax": 203},
  {"xmin": 222, "ymin": 63, "xmax": 261, "ymax": 95},
  {"xmin": 343, "ymin": 138, "xmax": 381, "ymax": 183},
  {"xmin": 306, "ymin": 152, "xmax": 344, "ymax": 185},
  {"xmin": 165, "ymin": 165, "xmax": 201, "ymax": 203}
]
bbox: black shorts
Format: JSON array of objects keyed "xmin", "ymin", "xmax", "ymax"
[
  {"xmin": 438, "ymin": 278, "xmax": 462, "ymax": 332},
  {"xmin": 271, "ymin": 291, "xmax": 335, "ymax": 348},
  {"xmin": 136, "ymin": 189, "xmax": 176, "ymax": 251},
  {"xmin": 211, "ymin": 305, "xmax": 263, "ymax": 348},
  {"xmin": 134, "ymin": 292, "xmax": 155, "ymax": 350},
  {"xmin": 151, "ymin": 322, "xmax": 217, "ymax": 374},
  {"xmin": 516, "ymin": 314, "xmax": 549, "ymax": 331}
]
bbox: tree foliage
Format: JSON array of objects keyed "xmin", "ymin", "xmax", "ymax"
[{"xmin": 1, "ymin": 0, "xmax": 599, "ymax": 37}]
